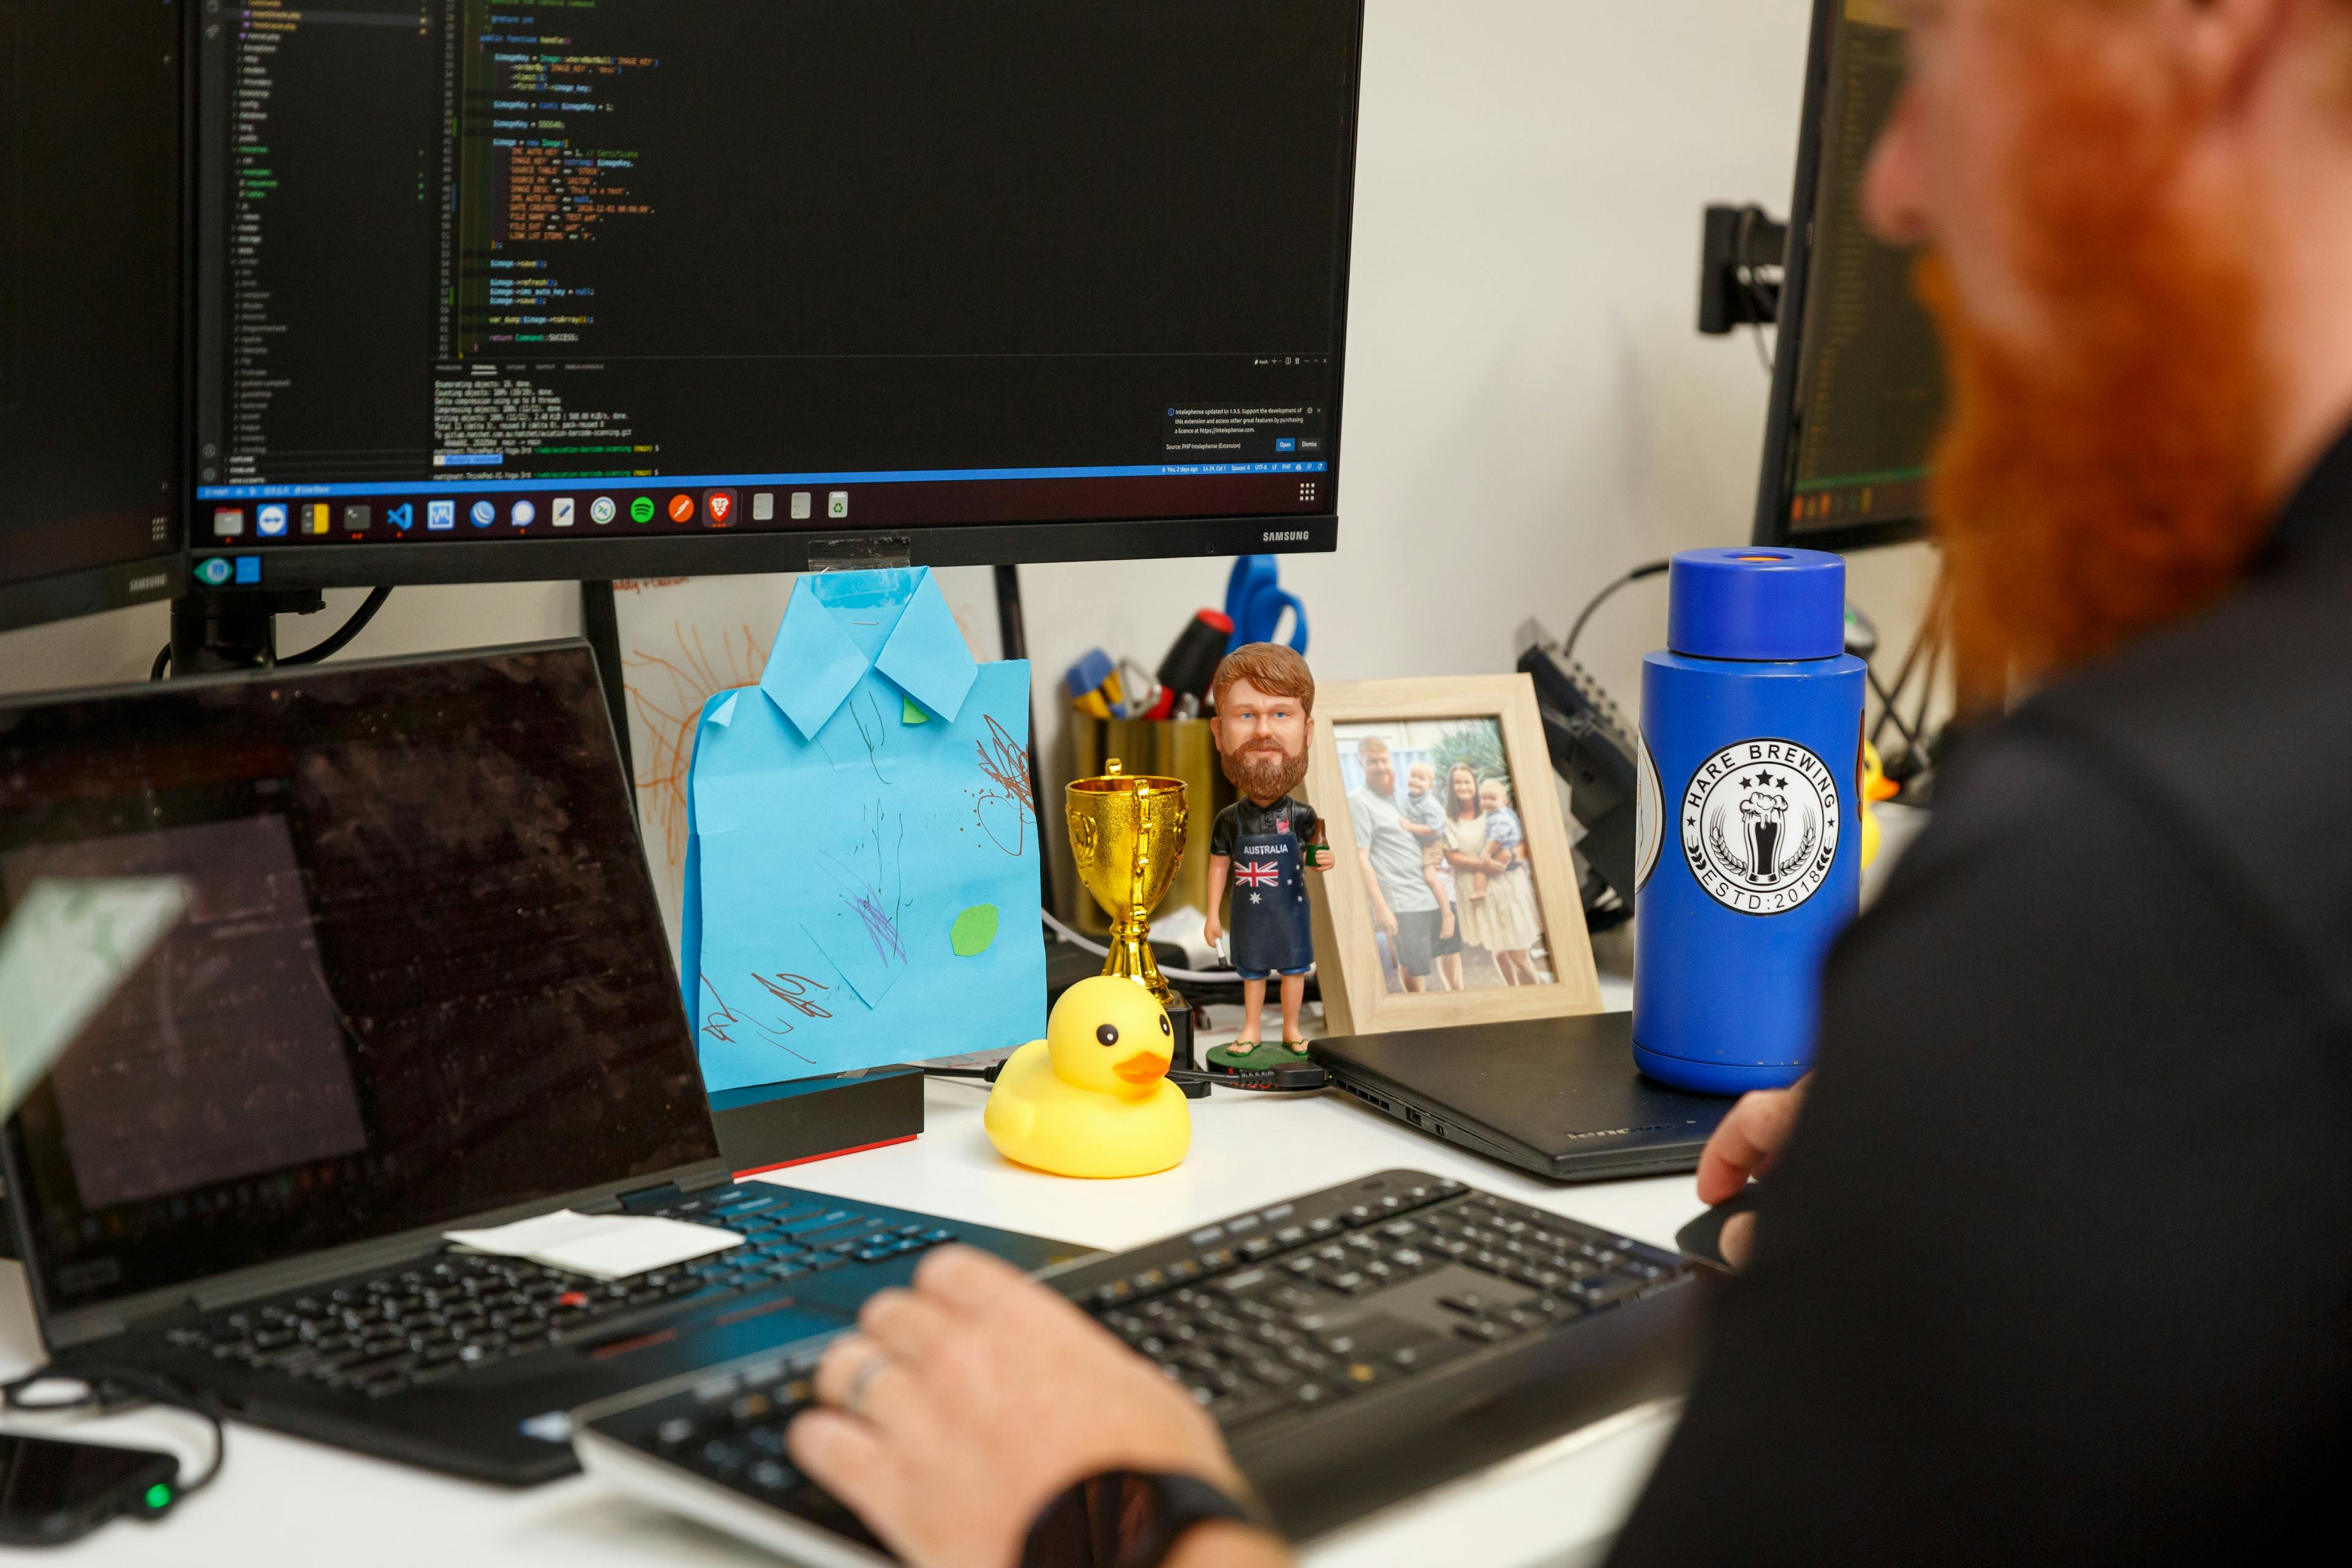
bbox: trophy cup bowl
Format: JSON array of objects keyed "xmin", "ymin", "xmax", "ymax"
[{"xmin": 1066, "ymin": 760, "xmax": 1189, "ymax": 1005}]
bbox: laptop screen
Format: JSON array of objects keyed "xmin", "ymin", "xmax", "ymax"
[{"xmin": 0, "ymin": 645, "xmax": 720, "ymax": 1318}]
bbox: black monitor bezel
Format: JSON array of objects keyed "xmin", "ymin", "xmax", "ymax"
[
  {"xmin": 181, "ymin": 2, "xmax": 1366, "ymax": 591},
  {"xmin": 0, "ymin": 2, "xmax": 193, "ymax": 635},
  {"xmin": 1752, "ymin": 0, "xmax": 1931, "ymax": 556}
]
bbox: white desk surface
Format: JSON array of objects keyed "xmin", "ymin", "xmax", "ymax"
[{"xmin": 0, "ymin": 982, "xmax": 1709, "ymax": 1568}]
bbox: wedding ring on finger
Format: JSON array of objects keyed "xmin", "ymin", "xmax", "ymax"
[{"xmin": 843, "ymin": 1348, "xmax": 895, "ymax": 1420}]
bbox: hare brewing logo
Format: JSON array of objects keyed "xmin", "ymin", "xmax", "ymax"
[{"xmin": 1680, "ymin": 739, "xmax": 1841, "ymax": 914}]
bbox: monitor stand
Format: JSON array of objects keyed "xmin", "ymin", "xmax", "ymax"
[{"xmin": 168, "ymin": 587, "xmax": 328, "ymax": 673}]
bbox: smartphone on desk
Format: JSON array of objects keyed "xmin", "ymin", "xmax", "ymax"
[{"xmin": 0, "ymin": 1433, "xmax": 178, "ymax": 1546}]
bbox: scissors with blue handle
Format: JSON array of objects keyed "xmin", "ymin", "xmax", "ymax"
[{"xmin": 1223, "ymin": 556, "xmax": 1309, "ymax": 654}]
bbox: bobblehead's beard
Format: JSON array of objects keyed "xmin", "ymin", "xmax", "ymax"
[
  {"xmin": 1923, "ymin": 27, "xmax": 2272, "ymax": 712},
  {"xmin": 1223, "ymin": 741, "xmax": 1309, "ymax": 802}
]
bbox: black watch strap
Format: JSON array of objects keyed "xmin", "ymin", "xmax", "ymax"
[{"xmin": 1021, "ymin": 1469, "xmax": 1259, "ymax": 1568}]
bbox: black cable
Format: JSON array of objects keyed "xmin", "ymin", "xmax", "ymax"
[
  {"xmin": 1870, "ymin": 614, "xmax": 1934, "ymax": 750},
  {"xmin": 1908, "ymin": 620, "xmax": 1944, "ymax": 762},
  {"xmin": 281, "ymin": 586, "xmax": 392, "ymax": 668},
  {"xmin": 924, "ymin": 1061, "xmax": 1328, "ymax": 1095},
  {"xmin": 2, "ymin": 1364, "xmax": 226, "ymax": 1501},
  {"xmin": 149, "ymin": 644, "xmax": 173, "ymax": 682},
  {"xmin": 1564, "ymin": 560, "xmax": 1670, "ymax": 668},
  {"xmin": 1866, "ymin": 666, "xmax": 1923, "ymax": 750}
]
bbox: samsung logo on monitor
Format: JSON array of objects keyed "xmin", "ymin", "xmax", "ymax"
[
  {"xmin": 1262, "ymin": 529, "xmax": 1311, "ymax": 543},
  {"xmin": 127, "ymin": 573, "xmax": 170, "ymax": 595}
]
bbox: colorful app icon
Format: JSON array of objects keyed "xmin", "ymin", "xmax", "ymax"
[
  {"xmin": 427, "ymin": 500, "xmax": 455, "ymax": 530},
  {"xmin": 212, "ymin": 508, "xmax": 246, "ymax": 538},
  {"xmin": 827, "ymin": 491, "xmax": 849, "ymax": 519},
  {"xmin": 511, "ymin": 499, "xmax": 537, "ymax": 527},
  {"xmin": 590, "ymin": 496, "xmax": 617, "ymax": 526},
  {"xmin": 630, "ymin": 496, "xmax": 656, "ymax": 524},
  {"xmin": 306, "ymin": 503, "xmax": 333, "ymax": 535},
  {"xmin": 387, "ymin": 503, "xmax": 413, "ymax": 531},
  {"xmin": 257, "ymin": 503, "xmax": 289, "ymax": 537},
  {"xmin": 552, "ymin": 497, "xmax": 575, "ymax": 528},
  {"xmin": 470, "ymin": 500, "xmax": 496, "ymax": 528},
  {"xmin": 667, "ymin": 493, "xmax": 695, "ymax": 524},
  {"xmin": 234, "ymin": 557, "xmax": 262, "ymax": 586},
  {"xmin": 194, "ymin": 557, "xmax": 233, "ymax": 587},
  {"xmin": 704, "ymin": 489, "xmax": 737, "ymax": 527}
]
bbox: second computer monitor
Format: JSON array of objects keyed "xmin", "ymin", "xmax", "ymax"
[
  {"xmin": 192, "ymin": 0, "xmax": 1365, "ymax": 589},
  {"xmin": 1755, "ymin": 0, "xmax": 1946, "ymax": 553}
]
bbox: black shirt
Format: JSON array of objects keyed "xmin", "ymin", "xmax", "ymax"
[
  {"xmin": 1610, "ymin": 429, "xmax": 2352, "ymax": 1564},
  {"xmin": 1207, "ymin": 796, "xmax": 1319, "ymax": 861}
]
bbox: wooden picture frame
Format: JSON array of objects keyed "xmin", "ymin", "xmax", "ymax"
[{"xmin": 1303, "ymin": 676, "xmax": 1602, "ymax": 1035}]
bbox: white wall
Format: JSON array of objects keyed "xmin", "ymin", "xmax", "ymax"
[{"xmin": 0, "ymin": 0, "xmax": 1939, "ymax": 739}]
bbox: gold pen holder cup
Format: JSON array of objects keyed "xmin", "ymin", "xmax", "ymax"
[{"xmin": 1066, "ymin": 761, "xmax": 1189, "ymax": 1006}]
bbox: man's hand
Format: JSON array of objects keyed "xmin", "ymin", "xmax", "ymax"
[
  {"xmin": 1204, "ymin": 910, "xmax": 1224, "ymax": 947},
  {"xmin": 1694, "ymin": 1078, "xmax": 1809, "ymax": 1268},
  {"xmin": 1355, "ymin": 849, "xmax": 1399, "ymax": 935},
  {"xmin": 789, "ymin": 1246, "xmax": 1283, "ymax": 1568}
]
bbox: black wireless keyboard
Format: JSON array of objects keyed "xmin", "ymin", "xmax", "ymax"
[
  {"xmin": 574, "ymin": 1170, "xmax": 1711, "ymax": 1557},
  {"xmin": 165, "ymin": 1185, "xmax": 957, "ymax": 1401}
]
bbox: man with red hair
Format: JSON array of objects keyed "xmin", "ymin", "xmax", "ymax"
[{"xmin": 782, "ymin": 4, "xmax": 2352, "ymax": 1563}]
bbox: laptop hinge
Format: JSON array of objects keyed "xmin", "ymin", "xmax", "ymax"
[
  {"xmin": 678, "ymin": 1169, "xmax": 733, "ymax": 1193},
  {"xmin": 189, "ymin": 1233, "xmax": 447, "ymax": 1315}
]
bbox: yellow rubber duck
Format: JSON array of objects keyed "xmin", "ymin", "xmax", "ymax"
[
  {"xmin": 1861, "ymin": 741, "xmax": 1902, "ymax": 869},
  {"xmin": 984, "ymin": 976, "xmax": 1191, "ymax": 1179}
]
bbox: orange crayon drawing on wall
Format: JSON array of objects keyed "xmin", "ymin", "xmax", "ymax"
[{"xmin": 624, "ymin": 622, "xmax": 771, "ymax": 872}]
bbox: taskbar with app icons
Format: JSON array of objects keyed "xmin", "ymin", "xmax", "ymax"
[
  {"xmin": 186, "ymin": 462, "xmax": 1337, "ymax": 587},
  {"xmin": 195, "ymin": 462, "xmax": 1329, "ymax": 544}
]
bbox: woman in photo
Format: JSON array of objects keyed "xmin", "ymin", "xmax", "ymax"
[{"xmin": 1439, "ymin": 763, "xmax": 1501, "ymax": 984}]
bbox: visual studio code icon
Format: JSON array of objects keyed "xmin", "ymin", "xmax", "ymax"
[{"xmin": 1679, "ymin": 738, "xmax": 1841, "ymax": 916}]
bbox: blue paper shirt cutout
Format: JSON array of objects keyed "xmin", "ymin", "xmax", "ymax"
[{"xmin": 685, "ymin": 568, "xmax": 1042, "ymax": 1091}]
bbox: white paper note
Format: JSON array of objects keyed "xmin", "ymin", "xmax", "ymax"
[{"xmin": 445, "ymin": 1209, "xmax": 743, "ymax": 1281}]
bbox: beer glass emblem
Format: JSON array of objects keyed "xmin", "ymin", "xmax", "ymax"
[{"xmin": 1679, "ymin": 737, "xmax": 1843, "ymax": 916}]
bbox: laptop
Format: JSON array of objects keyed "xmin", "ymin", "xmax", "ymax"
[
  {"xmin": 1310, "ymin": 1013, "xmax": 1734, "ymax": 1182},
  {"xmin": 0, "ymin": 643, "xmax": 1082, "ymax": 1485}
]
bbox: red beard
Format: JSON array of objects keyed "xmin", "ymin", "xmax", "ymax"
[
  {"xmin": 1923, "ymin": 19, "xmax": 2273, "ymax": 710},
  {"xmin": 1222, "ymin": 742, "xmax": 1309, "ymax": 802}
]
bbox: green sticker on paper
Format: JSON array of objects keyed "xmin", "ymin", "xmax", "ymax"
[
  {"xmin": 949, "ymin": 904, "xmax": 999, "ymax": 957},
  {"xmin": 903, "ymin": 698, "xmax": 930, "ymax": 725}
]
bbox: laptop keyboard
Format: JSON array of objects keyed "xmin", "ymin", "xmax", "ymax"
[
  {"xmin": 581, "ymin": 1171, "xmax": 1697, "ymax": 1537},
  {"xmin": 163, "ymin": 1185, "xmax": 956, "ymax": 1400}
]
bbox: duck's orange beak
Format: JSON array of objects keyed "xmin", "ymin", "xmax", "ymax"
[{"xmin": 1112, "ymin": 1052, "xmax": 1168, "ymax": 1085}]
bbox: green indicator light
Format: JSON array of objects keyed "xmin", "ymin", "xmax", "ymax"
[{"xmin": 144, "ymin": 1483, "xmax": 172, "ymax": 1510}]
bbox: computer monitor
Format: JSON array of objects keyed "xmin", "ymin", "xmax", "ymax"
[
  {"xmin": 189, "ymin": 1, "xmax": 1364, "ymax": 593},
  {"xmin": 1754, "ymin": 0, "xmax": 1946, "ymax": 553},
  {"xmin": 0, "ymin": 2, "xmax": 185, "ymax": 634}
]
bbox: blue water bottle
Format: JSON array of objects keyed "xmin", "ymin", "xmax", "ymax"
[{"xmin": 1632, "ymin": 548, "xmax": 1866, "ymax": 1095}]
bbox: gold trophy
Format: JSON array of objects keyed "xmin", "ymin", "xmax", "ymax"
[{"xmin": 1067, "ymin": 760, "xmax": 1189, "ymax": 1005}]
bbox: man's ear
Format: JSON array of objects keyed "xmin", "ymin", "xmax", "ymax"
[{"xmin": 1210, "ymin": 715, "xmax": 1226, "ymax": 751}]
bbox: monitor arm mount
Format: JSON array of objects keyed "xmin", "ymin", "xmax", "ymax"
[
  {"xmin": 168, "ymin": 589, "xmax": 328, "ymax": 674},
  {"xmin": 1697, "ymin": 204, "xmax": 1789, "ymax": 335}
]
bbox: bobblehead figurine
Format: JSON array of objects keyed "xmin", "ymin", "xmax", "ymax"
[{"xmin": 1202, "ymin": 643, "xmax": 1330, "ymax": 1071}]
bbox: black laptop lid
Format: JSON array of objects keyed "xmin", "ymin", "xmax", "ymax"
[
  {"xmin": 1310, "ymin": 1014, "xmax": 1732, "ymax": 1179},
  {"xmin": 0, "ymin": 644, "xmax": 720, "ymax": 1339}
]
